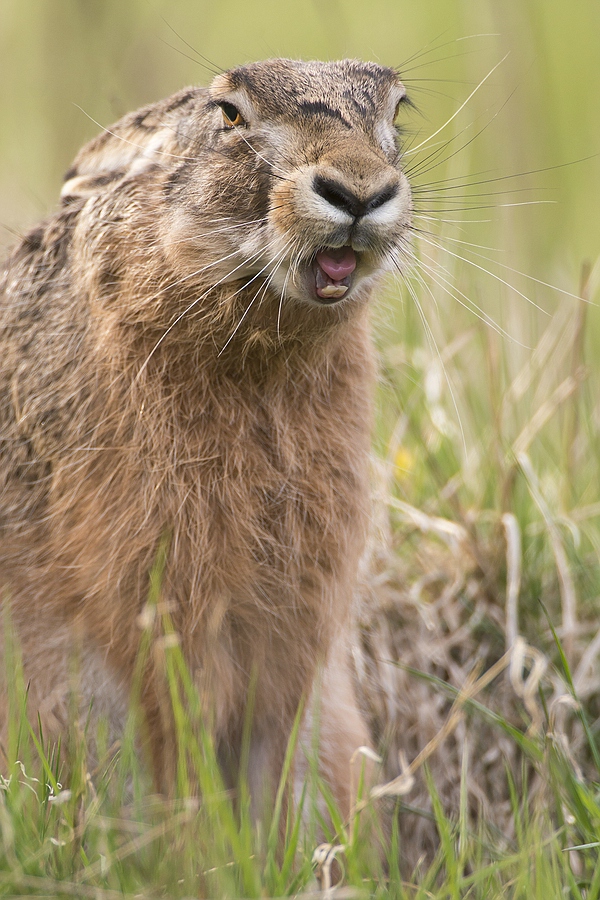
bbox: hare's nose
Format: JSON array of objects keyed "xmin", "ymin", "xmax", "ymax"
[{"xmin": 313, "ymin": 174, "xmax": 398, "ymax": 219}]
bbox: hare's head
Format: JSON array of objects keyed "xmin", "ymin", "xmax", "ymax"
[
  {"xmin": 62, "ymin": 59, "xmax": 412, "ymax": 331},
  {"xmin": 163, "ymin": 59, "xmax": 412, "ymax": 311}
]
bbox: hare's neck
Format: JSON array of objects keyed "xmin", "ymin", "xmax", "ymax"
[
  {"xmin": 106, "ymin": 283, "xmax": 372, "ymax": 384},
  {"xmin": 106, "ymin": 307, "xmax": 373, "ymax": 453}
]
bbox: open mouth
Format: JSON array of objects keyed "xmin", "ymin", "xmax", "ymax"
[{"xmin": 313, "ymin": 246, "xmax": 357, "ymax": 303}]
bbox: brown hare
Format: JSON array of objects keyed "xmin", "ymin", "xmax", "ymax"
[{"xmin": 0, "ymin": 58, "xmax": 412, "ymax": 816}]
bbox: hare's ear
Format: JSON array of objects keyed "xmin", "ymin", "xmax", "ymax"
[
  {"xmin": 391, "ymin": 80, "xmax": 413, "ymax": 122},
  {"xmin": 61, "ymin": 90, "xmax": 200, "ymax": 205},
  {"xmin": 61, "ymin": 124, "xmax": 179, "ymax": 205},
  {"xmin": 390, "ymin": 81, "xmax": 407, "ymax": 115}
]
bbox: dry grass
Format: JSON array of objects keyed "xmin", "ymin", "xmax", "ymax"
[{"xmin": 351, "ymin": 255, "xmax": 600, "ymax": 870}]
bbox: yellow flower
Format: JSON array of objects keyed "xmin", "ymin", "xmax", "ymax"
[{"xmin": 393, "ymin": 447, "xmax": 414, "ymax": 481}]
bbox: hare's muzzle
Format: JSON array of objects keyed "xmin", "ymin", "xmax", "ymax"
[{"xmin": 268, "ymin": 130, "xmax": 411, "ymax": 307}]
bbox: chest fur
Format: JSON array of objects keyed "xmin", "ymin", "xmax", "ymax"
[
  {"xmin": 161, "ymin": 363, "xmax": 371, "ymax": 620},
  {"xmin": 48, "ymin": 340, "xmax": 373, "ymax": 649}
]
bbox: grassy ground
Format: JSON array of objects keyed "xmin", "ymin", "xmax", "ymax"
[
  {"xmin": 2, "ymin": 563, "xmax": 600, "ymax": 900},
  {"xmin": 1, "ymin": 2, "xmax": 600, "ymax": 896}
]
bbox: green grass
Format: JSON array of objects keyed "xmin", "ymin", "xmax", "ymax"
[{"xmin": 2, "ymin": 621, "xmax": 600, "ymax": 898}]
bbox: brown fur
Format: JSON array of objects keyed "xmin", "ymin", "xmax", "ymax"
[{"xmin": 0, "ymin": 59, "xmax": 412, "ymax": 814}]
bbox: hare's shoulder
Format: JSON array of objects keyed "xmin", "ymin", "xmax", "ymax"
[{"xmin": 60, "ymin": 86, "xmax": 208, "ymax": 205}]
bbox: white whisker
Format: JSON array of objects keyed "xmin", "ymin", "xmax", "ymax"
[
  {"xmin": 418, "ymin": 233, "xmax": 551, "ymax": 316},
  {"xmin": 393, "ymin": 255, "xmax": 467, "ymax": 454},
  {"xmin": 217, "ymin": 240, "xmax": 295, "ymax": 356},
  {"xmin": 403, "ymin": 54, "xmax": 509, "ymax": 156},
  {"xmin": 415, "ymin": 228, "xmax": 595, "ymax": 305},
  {"xmin": 135, "ymin": 242, "xmax": 286, "ymax": 379},
  {"xmin": 412, "ymin": 251, "xmax": 531, "ymax": 347}
]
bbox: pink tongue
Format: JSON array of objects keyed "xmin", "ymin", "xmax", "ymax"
[{"xmin": 316, "ymin": 247, "xmax": 357, "ymax": 281}]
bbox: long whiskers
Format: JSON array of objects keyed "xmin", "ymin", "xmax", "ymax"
[
  {"xmin": 403, "ymin": 54, "xmax": 509, "ymax": 157},
  {"xmin": 157, "ymin": 16, "xmax": 224, "ymax": 76},
  {"xmin": 217, "ymin": 239, "xmax": 295, "ymax": 356},
  {"xmin": 411, "ymin": 248, "xmax": 531, "ymax": 347},
  {"xmin": 414, "ymin": 226, "xmax": 595, "ymax": 305},
  {"xmin": 391, "ymin": 251, "xmax": 467, "ymax": 455},
  {"xmin": 276, "ymin": 239, "xmax": 305, "ymax": 341},
  {"xmin": 134, "ymin": 240, "xmax": 287, "ymax": 380},
  {"xmin": 417, "ymin": 232, "xmax": 550, "ymax": 317}
]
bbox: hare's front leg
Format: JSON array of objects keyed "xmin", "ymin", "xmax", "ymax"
[
  {"xmin": 300, "ymin": 636, "xmax": 374, "ymax": 820},
  {"xmin": 0, "ymin": 613, "xmax": 129, "ymax": 767}
]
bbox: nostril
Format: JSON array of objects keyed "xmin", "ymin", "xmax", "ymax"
[
  {"xmin": 313, "ymin": 175, "xmax": 366, "ymax": 219},
  {"xmin": 313, "ymin": 174, "xmax": 398, "ymax": 219},
  {"xmin": 366, "ymin": 183, "xmax": 398, "ymax": 212}
]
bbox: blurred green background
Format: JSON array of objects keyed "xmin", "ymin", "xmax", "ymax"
[{"xmin": 1, "ymin": 0, "xmax": 599, "ymax": 270}]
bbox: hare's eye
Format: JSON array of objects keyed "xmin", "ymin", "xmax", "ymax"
[{"xmin": 219, "ymin": 102, "xmax": 245, "ymax": 128}]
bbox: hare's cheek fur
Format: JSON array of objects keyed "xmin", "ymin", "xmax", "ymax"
[{"xmin": 160, "ymin": 156, "xmax": 273, "ymax": 286}]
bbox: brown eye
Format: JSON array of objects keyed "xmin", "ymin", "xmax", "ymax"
[{"xmin": 220, "ymin": 102, "xmax": 244, "ymax": 128}]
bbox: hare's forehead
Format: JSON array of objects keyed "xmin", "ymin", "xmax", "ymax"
[{"xmin": 210, "ymin": 59, "xmax": 403, "ymax": 125}]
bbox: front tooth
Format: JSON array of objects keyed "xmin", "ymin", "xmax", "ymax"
[{"xmin": 319, "ymin": 284, "xmax": 349, "ymax": 298}]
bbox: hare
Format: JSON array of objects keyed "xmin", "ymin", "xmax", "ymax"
[{"xmin": 0, "ymin": 59, "xmax": 412, "ymax": 815}]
